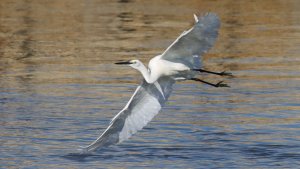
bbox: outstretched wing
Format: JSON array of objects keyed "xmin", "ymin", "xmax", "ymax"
[
  {"xmin": 161, "ymin": 13, "xmax": 220, "ymax": 69},
  {"xmin": 82, "ymin": 77, "xmax": 175, "ymax": 153}
]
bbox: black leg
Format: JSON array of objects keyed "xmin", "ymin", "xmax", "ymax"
[
  {"xmin": 192, "ymin": 69, "xmax": 233, "ymax": 77},
  {"xmin": 190, "ymin": 78, "xmax": 230, "ymax": 88}
]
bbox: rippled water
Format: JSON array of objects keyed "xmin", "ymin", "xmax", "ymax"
[{"xmin": 1, "ymin": 0, "xmax": 300, "ymax": 168}]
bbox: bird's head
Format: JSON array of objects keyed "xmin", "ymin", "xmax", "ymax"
[{"xmin": 115, "ymin": 59, "xmax": 142, "ymax": 69}]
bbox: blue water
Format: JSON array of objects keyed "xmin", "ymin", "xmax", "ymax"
[{"xmin": 1, "ymin": 0, "xmax": 300, "ymax": 168}]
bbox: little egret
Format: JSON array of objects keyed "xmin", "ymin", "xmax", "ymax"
[{"xmin": 81, "ymin": 13, "xmax": 231, "ymax": 153}]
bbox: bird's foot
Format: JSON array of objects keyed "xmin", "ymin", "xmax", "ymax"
[
  {"xmin": 215, "ymin": 81, "xmax": 230, "ymax": 88},
  {"xmin": 219, "ymin": 71, "xmax": 233, "ymax": 77},
  {"xmin": 190, "ymin": 78, "xmax": 230, "ymax": 88}
]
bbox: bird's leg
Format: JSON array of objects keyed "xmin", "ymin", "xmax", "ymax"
[
  {"xmin": 190, "ymin": 78, "xmax": 230, "ymax": 88},
  {"xmin": 192, "ymin": 69, "xmax": 233, "ymax": 77}
]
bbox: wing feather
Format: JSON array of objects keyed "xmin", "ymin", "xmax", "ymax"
[
  {"xmin": 82, "ymin": 77, "xmax": 175, "ymax": 152},
  {"xmin": 161, "ymin": 13, "xmax": 220, "ymax": 68}
]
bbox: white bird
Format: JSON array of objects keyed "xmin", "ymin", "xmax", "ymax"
[{"xmin": 81, "ymin": 13, "xmax": 231, "ymax": 153}]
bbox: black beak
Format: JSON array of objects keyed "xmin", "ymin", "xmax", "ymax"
[{"xmin": 114, "ymin": 61, "xmax": 132, "ymax": 65}]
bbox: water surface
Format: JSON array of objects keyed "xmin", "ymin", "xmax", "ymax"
[{"xmin": 1, "ymin": 0, "xmax": 300, "ymax": 168}]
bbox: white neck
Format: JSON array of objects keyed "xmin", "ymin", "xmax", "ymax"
[
  {"xmin": 135, "ymin": 63, "xmax": 156, "ymax": 84},
  {"xmin": 133, "ymin": 61, "xmax": 165, "ymax": 99}
]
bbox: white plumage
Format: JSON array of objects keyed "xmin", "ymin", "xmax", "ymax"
[{"xmin": 81, "ymin": 13, "xmax": 224, "ymax": 153}]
